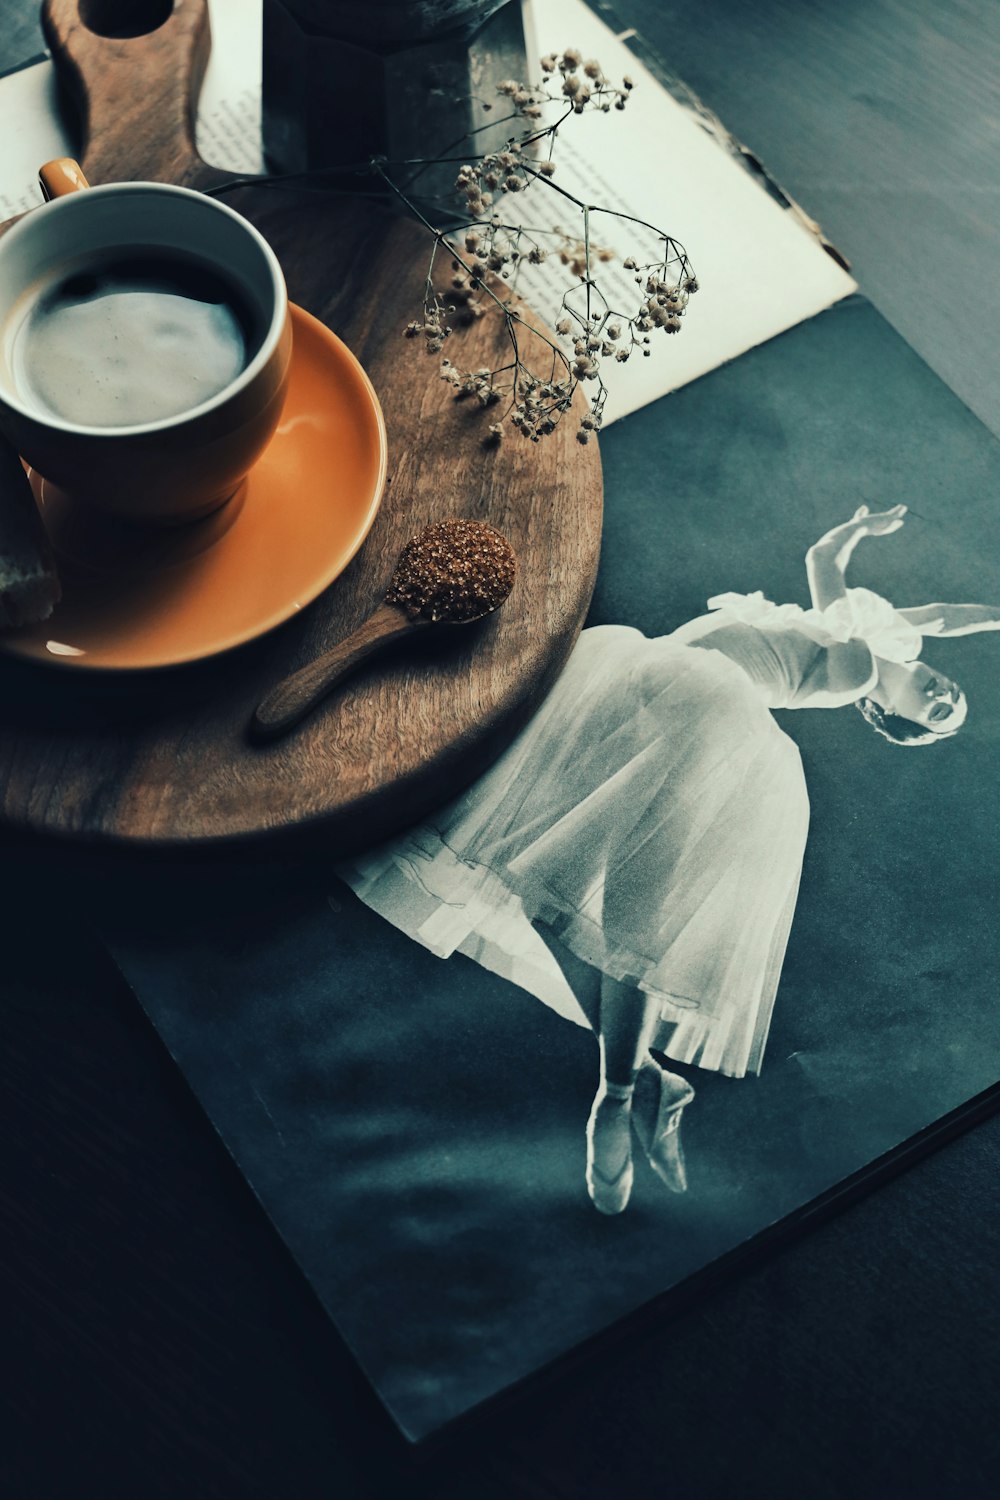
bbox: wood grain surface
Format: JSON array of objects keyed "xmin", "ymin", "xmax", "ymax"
[{"xmin": 0, "ymin": 0, "xmax": 602, "ymax": 850}]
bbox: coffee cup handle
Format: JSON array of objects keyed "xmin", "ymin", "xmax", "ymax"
[{"xmin": 39, "ymin": 158, "xmax": 91, "ymax": 201}]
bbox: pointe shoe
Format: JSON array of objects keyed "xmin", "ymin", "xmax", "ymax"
[
  {"xmin": 632, "ymin": 1059, "xmax": 695, "ymax": 1194},
  {"xmin": 585, "ymin": 1088, "xmax": 634, "ymax": 1215}
]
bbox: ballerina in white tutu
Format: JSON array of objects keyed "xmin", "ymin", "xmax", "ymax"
[{"xmin": 342, "ymin": 504, "xmax": 999, "ymax": 1213}]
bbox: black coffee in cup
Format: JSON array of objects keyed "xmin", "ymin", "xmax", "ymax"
[{"xmin": 12, "ymin": 253, "xmax": 260, "ymax": 429}]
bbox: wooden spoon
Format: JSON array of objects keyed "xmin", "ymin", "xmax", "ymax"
[{"xmin": 251, "ymin": 519, "xmax": 516, "ymax": 741}]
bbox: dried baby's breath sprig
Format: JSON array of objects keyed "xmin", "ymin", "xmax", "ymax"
[
  {"xmin": 388, "ymin": 49, "xmax": 697, "ymax": 447},
  {"xmin": 206, "ymin": 47, "xmax": 697, "ymax": 449}
]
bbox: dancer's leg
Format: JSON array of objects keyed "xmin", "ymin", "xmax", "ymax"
[
  {"xmin": 594, "ymin": 976, "xmax": 698, "ymax": 1199},
  {"xmin": 587, "ymin": 976, "xmax": 661, "ymax": 1181},
  {"xmin": 598, "ymin": 975, "xmax": 661, "ymax": 1085},
  {"xmin": 533, "ymin": 922, "xmax": 675, "ymax": 1212}
]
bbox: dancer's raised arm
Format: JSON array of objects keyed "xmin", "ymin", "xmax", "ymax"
[
  {"xmin": 805, "ymin": 504, "xmax": 907, "ymax": 611},
  {"xmin": 896, "ymin": 602, "xmax": 1000, "ymax": 636}
]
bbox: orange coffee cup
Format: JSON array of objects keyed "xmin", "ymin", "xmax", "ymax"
[{"xmin": 0, "ymin": 159, "xmax": 292, "ymax": 525}]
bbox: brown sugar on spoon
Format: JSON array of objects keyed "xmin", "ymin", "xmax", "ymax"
[
  {"xmin": 385, "ymin": 518, "xmax": 516, "ymax": 623},
  {"xmin": 251, "ymin": 519, "xmax": 516, "ymax": 741}
]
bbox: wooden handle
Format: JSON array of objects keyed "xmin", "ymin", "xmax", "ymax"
[
  {"xmin": 251, "ymin": 602, "xmax": 428, "ymax": 741},
  {"xmin": 41, "ymin": 0, "xmax": 234, "ymax": 191}
]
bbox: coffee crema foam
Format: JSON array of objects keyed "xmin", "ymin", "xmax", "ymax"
[{"xmin": 11, "ymin": 254, "xmax": 256, "ymax": 429}]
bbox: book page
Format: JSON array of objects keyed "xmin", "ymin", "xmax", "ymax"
[{"xmin": 516, "ymin": 0, "xmax": 856, "ymax": 421}]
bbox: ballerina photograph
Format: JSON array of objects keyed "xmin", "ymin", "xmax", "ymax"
[
  {"xmin": 109, "ymin": 293, "xmax": 1000, "ymax": 1441},
  {"xmin": 342, "ymin": 502, "xmax": 1000, "ymax": 1214}
]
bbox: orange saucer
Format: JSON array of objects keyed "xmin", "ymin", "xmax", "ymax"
[{"xmin": 1, "ymin": 303, "xmax": 387, "ymax": 671}]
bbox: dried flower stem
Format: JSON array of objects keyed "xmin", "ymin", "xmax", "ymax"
[
  {"xmin": 208, "ymin": 46, "xmax": 698, "ymax": 447},
  {"xmin": 394, "ymin": 49, "xmax": 697, "ymax": 444},
  {"xmin": 383, "ymin": 161, "xmax": 573, "ymax": 436}
]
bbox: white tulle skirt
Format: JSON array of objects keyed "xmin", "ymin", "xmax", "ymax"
[{"xmin": 340, "ymin": 625, "xmax": 810, "ymax": 1078}]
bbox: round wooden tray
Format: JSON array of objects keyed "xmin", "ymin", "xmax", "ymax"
[{"xmin": 0, "ymin": 0, "xmax": 602, "ymax": 851}]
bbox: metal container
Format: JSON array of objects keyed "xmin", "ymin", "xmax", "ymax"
[{"xmin": 262, "ymin": 0, "xmax": 528, "ymax": 214}]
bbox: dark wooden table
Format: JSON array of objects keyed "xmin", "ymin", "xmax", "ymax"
[{"xmin": 3, "ymin": 4, "xmax": 1000, "ymax": 1495}]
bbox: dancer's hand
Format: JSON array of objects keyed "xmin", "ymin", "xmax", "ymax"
[
  {"xmin": 847, "ymin": 503, "xmax": 907, "ymax": 537},
  {"xmin": 810, "ymin": 505, "xmax": 906, "ymax": 557}
]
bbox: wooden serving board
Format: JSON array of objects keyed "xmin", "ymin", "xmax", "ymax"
[{"xmin": 0, "ymin": 0, "xmax": 602, "ymax": 851}]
